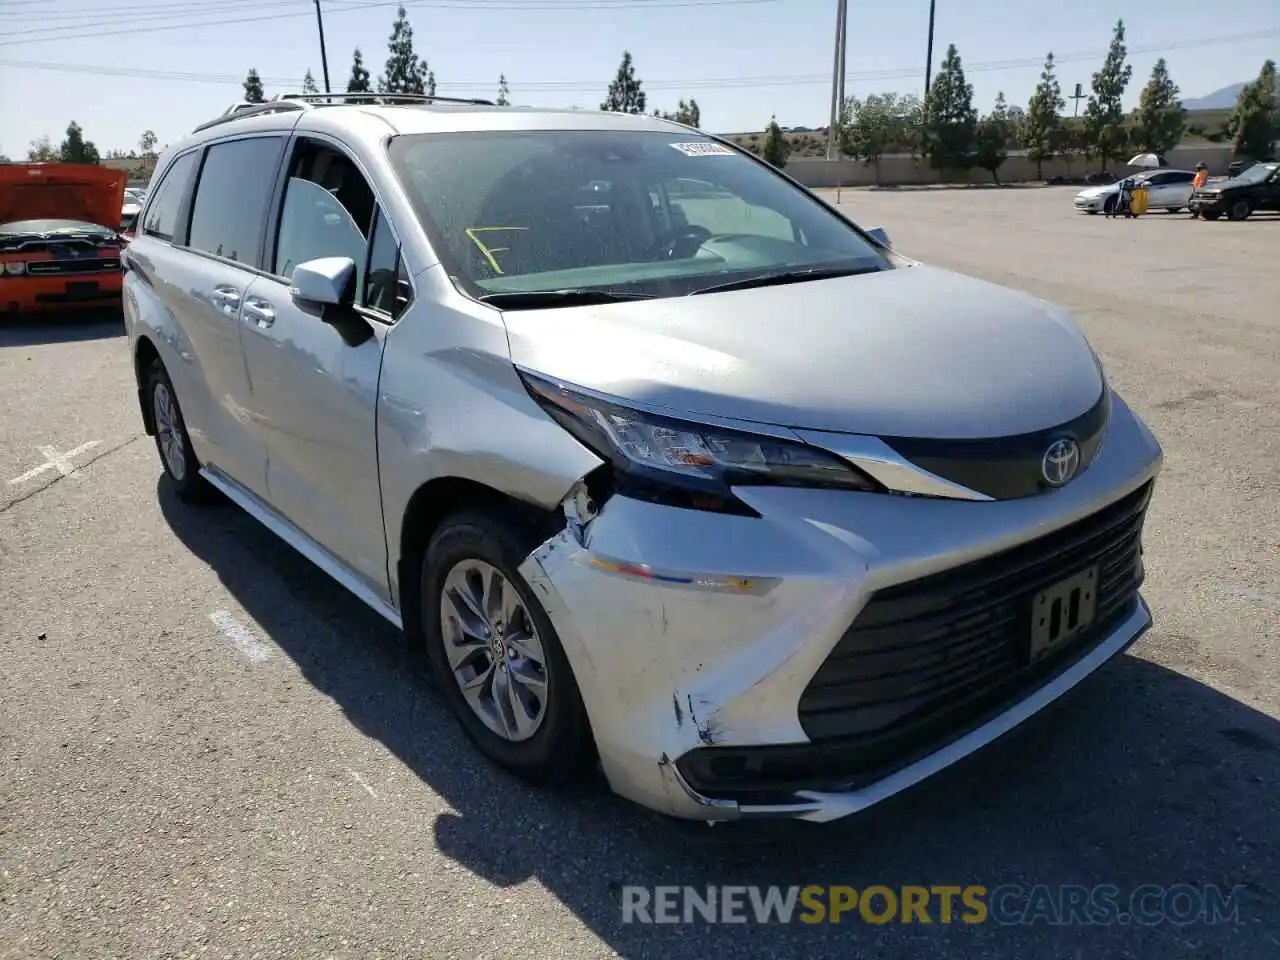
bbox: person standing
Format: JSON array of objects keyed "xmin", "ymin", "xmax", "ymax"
[{"xmin": 1190, "ymin": 162, "xmax": 1208, "ymax": 218}]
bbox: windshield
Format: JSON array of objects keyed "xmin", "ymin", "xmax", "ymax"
[
  {"xmin": 1234, "ymin": 163, "xmax": 1277, "ymax": 185},
  {"xmin": 387, "ymin": 129, "xmax": 891, "ymax": 300}
]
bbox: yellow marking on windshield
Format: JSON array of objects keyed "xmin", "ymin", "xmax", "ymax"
[{"xmin": 465, "ymin": 226, "xmax": 528, "ymax": 275}]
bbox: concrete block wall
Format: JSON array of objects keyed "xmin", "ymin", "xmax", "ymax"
[{"xmin": 784, "ymin": 143, "xmax": 1239, "ymax": 189}]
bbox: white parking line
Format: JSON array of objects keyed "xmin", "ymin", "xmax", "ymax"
[
  {"xmin": 348, "ymin": 769, "xmax": 379, "ymax": 799},
  {"xmin": 209, "ymin": 610, "xmax": 273, "ymax": 663},
  {"xmin": 7, "ymin": 440, "xmax": 101, "ymax": 485}
]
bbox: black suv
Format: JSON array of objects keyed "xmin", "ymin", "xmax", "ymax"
[{"xmin": 1190, "ymin": 161, "xmax": 1280, "ymax": 220}]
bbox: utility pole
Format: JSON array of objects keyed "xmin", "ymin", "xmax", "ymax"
[
  {"xmin": 825, "ymin": 0, "xmax": 848, "ymax": 160},
  {"xmin": 314, "ymin": 0, "xmax": 332, "ymax": 94},
  {"xmin": 923, "ymin": 0, "xmax": 937, "ymax": 104},
  {"xmin": 1070, "ymin": 82, "xmax": 1085, "ymax": 118}
]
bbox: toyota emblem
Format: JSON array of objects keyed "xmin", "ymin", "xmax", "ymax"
[{"xmin": 1041, "ymin": 438, "xmax": 1081, "ymax": 487}]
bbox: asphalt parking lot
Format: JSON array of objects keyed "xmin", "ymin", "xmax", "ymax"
[{"xmin": 1, "ymin": 186, "xmax": 1277, "ymax": 959}]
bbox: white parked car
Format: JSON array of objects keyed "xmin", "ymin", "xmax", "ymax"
[{"xmin": 1073, "ymin": 169, "xmax": 1196, "ymax": 215}]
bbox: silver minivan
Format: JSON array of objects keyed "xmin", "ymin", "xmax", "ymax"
[{"xmin": 123, "ymin": 94, "xmax": 1162, "ymax": 823}]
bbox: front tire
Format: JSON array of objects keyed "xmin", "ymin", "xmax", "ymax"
[
  {"xmin": 1227, "ymin": 198, "xmax": 1253, "ymax": 221},
  {"xmin": 146, "ymin": 359, "xmax": 213, "ymax": 502},
  {"xmin": 421, "ymin": 509, "xmax": 593, "ymax": 783}
]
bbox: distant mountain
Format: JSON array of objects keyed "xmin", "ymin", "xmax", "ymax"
[{"xmin": 1182, "ymin": 83, "xmax": 1248, "ymax": 110}]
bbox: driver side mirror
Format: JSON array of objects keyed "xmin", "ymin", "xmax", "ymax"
[
  {"xmin": 867, "ymin": 226, "xmax": 891, "ymax": 248},
  {"xmin": 289, "ymin": 256, "xmax": 357, "ymax": 309}
]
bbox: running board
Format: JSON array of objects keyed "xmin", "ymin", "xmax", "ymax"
[{"xmin": 199, "ymin": 467, "xmax": 404, "ymax": 631}]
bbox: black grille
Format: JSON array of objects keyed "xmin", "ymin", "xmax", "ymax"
[
  {"xmin": 799, "ymin": 482, "xmax": 1151, "ymax": 743},
  {"xmin": 674, "ymin": 482, "xmax": 1151, "ymax": 802},
  {"xmin": 26, "ymin": 257, "xmax": 121, "ymax": 276}
]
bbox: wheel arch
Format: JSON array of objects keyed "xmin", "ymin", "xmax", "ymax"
[
  {"xmin": 134, "ymin": 335, "xmax": 162, "ymax": 435},
  {"xmin": 395, "ymin": 476, "xmax": 564, "ymax": 655}
]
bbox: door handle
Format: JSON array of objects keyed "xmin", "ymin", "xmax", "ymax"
[
  {"xmin": 210, "ymin": 285, "xmax": 241, "ymax": 316},
  {"xmin": 243, "ymin": 298, "xmax": 275, "ymax": 328}
]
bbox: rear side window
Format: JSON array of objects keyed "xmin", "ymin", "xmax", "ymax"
[
  {"xmin": 188, "ymin": 136, "xmax": 285, "ymax": 266},
  {"xmin": 141, "ymin": 151, "xmax": 198, "ymax": 241}
]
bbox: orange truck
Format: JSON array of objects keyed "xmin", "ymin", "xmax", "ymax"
[{"xmin": 0, "ymin": 162, "xmax": 128, "ymax": 316}]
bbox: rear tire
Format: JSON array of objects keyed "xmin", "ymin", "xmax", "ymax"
[
  {"xmin": 146, "ymin": 359, "xmax": 213, "ymax": 503},
  {"xmin": 420, "ymin": 508, "xmax": 593, "ymax": 783},
  {"xmin": 1227, "ymin": 198, "xmax": 1252, "ymax": 221}
]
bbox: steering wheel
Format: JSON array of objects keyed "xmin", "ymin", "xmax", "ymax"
[{"xmin": 647, "ymin": 224, "xmax": 714, "ymax": 260}]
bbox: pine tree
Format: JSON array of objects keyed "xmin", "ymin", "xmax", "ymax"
[
  {"xmin": 923, "ymin": 43, "xmax": 977, "ymax": 172},
  {"xmin": 1227, "ymin": 59, "xmax": 1278, "ymax": 159},
  {"xmin": 1133, "ymin": 59, "xmax": 1184, "ymax": 155},
  {"xmin": 59, "ymin": 121, "xmax": 99, "ymax": 165},
  {"xmin": 974, "ymin": 92, "xmax": 1012, "ymax": 183},
  {"xmin": 243, "ymin": 68, "xmax": 265, "ymax": 103},
  {"xmin": 1084, "ymin": 20, "xmax": 1133, "ymax": 170},
  {"xmin": 302, "ymin": 69, "xmax": 319, "ymax": 95},
  {"xmin": 347, "ymin": 49, "xmax": 371, "ymax": 93},
  {"xmin": 1024, "ymin": 53, "xmax": 1065, "ymax": 180},
  {"xmin": 380, "ymin": 5, "xmax": 434, "ymax": 96},
  {"xmin": 601, "ymin": 51, "xmax": 646, "ymax": 114},
  {"xmin": 761, "ymin": 115, "xmax": 789, "ymax": 168},
  {"xmin": 496, "ymin": 74, "xmax": 510, "ymax": 106}
]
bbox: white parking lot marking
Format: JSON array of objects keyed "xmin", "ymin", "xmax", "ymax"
[
  {"xmin": 209, "ymin": 610, "xmax": 273, "ymax": 663},
  {"xmin": 348, "ymin": 769, "xmax": 379, "ymax": 799},
  {"xmin": 8, "ymin": 440, "xmax": 101, "ymax": 485}
]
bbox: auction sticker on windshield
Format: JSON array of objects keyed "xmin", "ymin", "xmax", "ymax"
[{"xmin": 670, "ymin": 142, "xmax": 735, "ymax": 156}]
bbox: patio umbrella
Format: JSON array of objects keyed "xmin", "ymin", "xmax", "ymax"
[{"xmin": 1127, "ymin": 153, "xmax": 1168, "ymax": 169}]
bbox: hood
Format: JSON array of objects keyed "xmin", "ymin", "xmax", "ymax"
[
  {"xmin": 503, "ymin": 264, "xmax": 1105, "ymax": 440},
  {"xmin": 0, "ymin": 163, "xmax": 126, "ymax": 231},
  {"xmin": 1077, "ymin": 185, "xmax": 1115, "ymax": 198}
]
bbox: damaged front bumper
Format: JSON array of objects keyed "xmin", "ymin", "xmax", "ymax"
[{"xmin": 517, "ymin": 392, "xmax": 1162, "ymax": 823}]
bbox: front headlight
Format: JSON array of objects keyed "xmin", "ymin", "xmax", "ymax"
[{"xmin": 521, "ymin": 370, "xmax": 882, "ymax": 515}]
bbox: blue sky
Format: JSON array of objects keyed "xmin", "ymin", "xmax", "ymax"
[{"xmin": 1, "ymin": 0, "xmax": 1276, "ymax": 156}]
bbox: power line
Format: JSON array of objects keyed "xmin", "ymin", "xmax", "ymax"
[
  {"xmin": 2, "ymin": 29, "xmax": 1274, "ymax": 91},
  {"xmin": 1, "ymin": 0, "xmax": 780, "ymax": 44}
]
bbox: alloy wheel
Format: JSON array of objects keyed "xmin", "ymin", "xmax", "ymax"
[
  {"xmin": 439, "ymin": 559, "xmax": 549, "ymax": 742},
  {"xmin": 152, "ymin": 381, "xmax": 186, "ymax": 481}
]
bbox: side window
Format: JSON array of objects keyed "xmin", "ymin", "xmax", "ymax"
[
  {"xmin": 663, "ymin": 177, "xmax": 794, "ymax": 240},
  {"xmin": 272, "ymin": 141, "xmax": 377, "ymax": 288},
  {"xmin": 363, "ymin": 208, "xmax": 411, "ymax": 320},
  {"xmin": 141, "ymin": 151, "xmax": 198, "ymax": 241},
  {"xmin": 1165, "ymin": 171, "xmax": 1194, "ymax": 184},
  {"xmin": 187, "ymin": 136, "xmax": 286, "ymax": 266}
]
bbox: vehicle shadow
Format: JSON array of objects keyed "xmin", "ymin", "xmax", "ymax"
[
  {"xmin": 0, "ymin": 309, "xmax": 124, "ymax": 347},
  {"xmin": 157, "ymin": 482, "xmax": 1280, "ymax": 959}
]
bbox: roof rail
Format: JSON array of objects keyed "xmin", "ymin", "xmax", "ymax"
[
  {"xmin": 191, "ymin": 91, "xmax": 496, "ymax": 133},
  {"xmin": 191, "ymin": 100, "xmax": 305, "ymax": 133},
  {"xmin": 270, "ymin": 91, "xmax": 496, "ymax": 107}
]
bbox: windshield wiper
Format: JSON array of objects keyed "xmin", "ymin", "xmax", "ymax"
[
  {"xmin": 688, "ymin": 264, "xmax": 881, "ymax": 296},
  {"xmin": 477, "ymin": 289, "xmax": 656, "ymax": 309}
]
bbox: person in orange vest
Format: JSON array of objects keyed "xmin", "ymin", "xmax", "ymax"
[{"xmin": 1190, "ymin": 162, "xmax": 1208, "ymax": 217}]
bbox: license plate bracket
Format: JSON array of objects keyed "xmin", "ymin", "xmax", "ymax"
[
  {"xmin": 1028, "ymin": 566, "xmax": 1099, "ymax": 664},
  {"xmin": 65, "ymin": 281, "xmax": 100, "ymax": 297}
]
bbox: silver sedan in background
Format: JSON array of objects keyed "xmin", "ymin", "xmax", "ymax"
[{"xmin": 1073, "ymin": 169, "xmax": 1197, "ymax": 215}]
